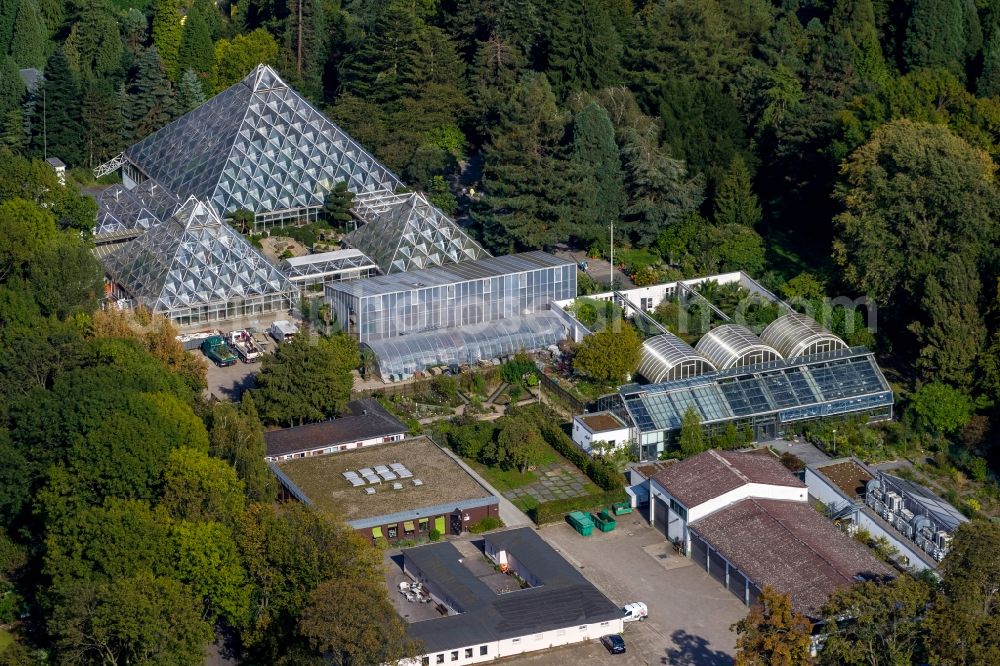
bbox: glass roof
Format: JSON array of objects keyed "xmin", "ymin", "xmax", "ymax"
[
  {"xmin": 761, "ymin": 313, "xmax": 847, "ymax": 359},
  {"xmin": 94, "ymin": 178, "xmax": 182, "ymax": 237},
  {"xmin": 344, "ymin": 191, "xmax": 488, "ymax": 274},
  {"xmin": 695, "ymin": 324, "xmax": 782, "ymax": 369},
  {"xmin": 326, "ymin": 251, "xmax": 574, "ymax": 299},
  {"xmin": 878, "ymin": 474, "xmax": 968, "ymax": 532},
  {"xmin": 102, "ymin": 197, "xmax": 299, "ymax": 315},
  {"xmin": 279, "ymin": 249, "xmax": 378, "ymax": 280},
  {"xmin": 365, "ymin": 311, "xmax": 570, "ymax": 380},
  {"xmin": 124, "ymin": 65, "xmax": 403, "ymax": 216},
  {"xmin": 622, "ymin": 349, "xmax": 892, "ymax": 433},
  {"xmin": 638, "ymin": 332, "xmax": 716, "ymax": 383}
]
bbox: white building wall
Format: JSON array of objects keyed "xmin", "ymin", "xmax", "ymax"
[
  {"xmin": 805, "ymin": 467, "xmax": 852, "ymax": 508},
  {"xmin": 572, "ymin": 418, "xmax": 631, "ymax": 453},
  {"xmin": 266, "ymin": 432, "xmax": 405, "ymax": 461},
  {"xmin": 402, "ymin": 619, "xmax": 624, "ymax": 666}
]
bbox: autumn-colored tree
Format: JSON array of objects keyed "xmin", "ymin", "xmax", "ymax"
[
  {"xmin": 572, "ymin": 323, "xmax": 641, "ymax": 384},
  {"xmin": 732, "ymin": 586, "xmax": 813, "ymax": 666}
]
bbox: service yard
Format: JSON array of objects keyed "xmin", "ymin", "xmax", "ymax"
[
  {"xmin": 202, "ymin": 353, "xmax": 262, "ymax": 400},
  {"xmin": 507, "ymin": 518, "xmax": 746, "ymax": 666}
]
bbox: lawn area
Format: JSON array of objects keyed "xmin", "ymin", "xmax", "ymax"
[
  {"xmin": 0, "ymin": 627, "xmax": 13, "ymax": 651},
  {"xmin": 469, "ymin": 460, "xmax": 538, "ymax": 493}
]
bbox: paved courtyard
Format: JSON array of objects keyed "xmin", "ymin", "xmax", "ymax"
[
  {"xmin": 502, "ymin": 519, "xmax": 747, "ymax": 666},
  {"xmin": 505, "ymin": 461, "xmax": 595, "ymax": 503}
]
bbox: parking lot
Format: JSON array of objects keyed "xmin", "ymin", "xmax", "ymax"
[
  {"xmin": 202, "ymin": 354, "xmax": 263, "ymax": 400},
  {"xmin": 506, "ymin": 519, "xmax": 746, "ymax": 666}
]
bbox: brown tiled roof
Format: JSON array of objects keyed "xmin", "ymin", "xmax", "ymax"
[
  {"xmin": 264, "ymin": 398, "xmax": 407, "ymax": 457},
  {"xmin": 578, "ymin": 412, "xmax": 626, "ymax": 432},
  {"xmin": 689, "ymin": 498, "xmax": 895, "ymax": 617},
  {"xmin": 650, "ymin": 450, "xmax": 805, "ymax": 508}
]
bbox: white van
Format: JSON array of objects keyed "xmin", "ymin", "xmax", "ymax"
[
  {"xmin": 622, "ymin": 602, "xmax": 648, "ymax": 622},
  {"xmin": 269, "ymin": 320, "xmax": 299, "ymax": 344}
]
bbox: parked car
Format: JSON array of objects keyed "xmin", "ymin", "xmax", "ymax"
[
  {"xmin": 622, "ymin": 602, "xmax": 648, "ymax": 622},
  {"xmin": 600, "ymin": 634, "xmax": 626, "ymax": 655}
]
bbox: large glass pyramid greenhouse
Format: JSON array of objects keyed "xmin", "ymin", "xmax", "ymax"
[
  {"xmin": 103, "ymin": 64, "xmax": 487, "ymax": 273},
  {"xmin": 102, "ymin": 197, "xmax": 298, "ymax": 325}
]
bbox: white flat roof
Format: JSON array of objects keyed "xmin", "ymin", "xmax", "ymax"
[{"xmin": 283, "ymin": 249, "xmax": 371, "ymax": 267}]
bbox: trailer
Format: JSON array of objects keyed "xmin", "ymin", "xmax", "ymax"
[
  {"xmin": 228, "ymin": 329, "xmax": 264, "ymax": 363},
  {"xmin": 269, "ymin": 320, "xmax": 299, "ymax": 344}
]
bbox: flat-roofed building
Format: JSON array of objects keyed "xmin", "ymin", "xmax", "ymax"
[
  {"xmin": 270, "ymin": 436, "xmax": 499, "ymax": 544},
  {"xmin": 278, "ymin": 249, "xmax": 379, "ymax": 293},
  {"xmin": 571, "ymin": 412, "xmax": 631, "ymax": 453},
  {"xmin": 263, "ymin": 398, "xmax": 407, "ymax": 461}
]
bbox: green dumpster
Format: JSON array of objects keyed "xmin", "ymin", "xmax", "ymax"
[
  {"xmin": 593, "ymin": 509, "xmax": 617, "ymax": 533},
  {"xmin": 567, "ymin": 511, "xmax": 594, "ymax": 536},
  {"xmin": 612, "ymin": 501, "xmax": 633, "ymax": 516}
]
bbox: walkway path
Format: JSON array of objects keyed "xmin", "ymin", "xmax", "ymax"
[{"xmin": 436, "ymin": 445, "xmax": 533, "ymax": 528}]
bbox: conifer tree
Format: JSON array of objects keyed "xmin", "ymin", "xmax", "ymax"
[
  {"xmin": 679, "ymin": 407, "xmax": 705, "ymax": 457},
  {"xmin": 62, "ymin": 0, "xmax": 123, "ymax": 80},
  {"xmin": 571, "ymin": 102, "xmax": 625, "ymax": 244},
  {"xmin": 177, "ymin": 69, "xmax": 206, "ymax": 112},
  {"xmin": 10, "ymin": 0, "xmax": 47, "ymax": 69},
  {"xmin": 714, "ymin": 155, "xmax": 762, "ymax": 228},
  {"xmin": 127, "ymin": 47, "xmax": 177, "ymax": 142},
  {"xmin": 35, "ymin": 0, "xmax": 61, "ymax": 35},
  {"xmin": 543, "ymin": 0, "xmax": 622, "ymax": 99},
  {"xmin": 81, "ymin": 80, "xmax": 124, "ymax": 167},
  {"xmin": 476, "ymin": 72, "xmax": 574, "ymax": 251},
  {"xmin": 152, "ymin": 0, "xmax": 182, "ymax": 80},
  {"xmin": 177, "ymin": 10, "xmax": 214, "ymax": 84},
  {"xmin": 338, "ymin": 3, "xmax": 420, "ymax": 105},
  {"xmin": 323, "ymin": 181, "xmax": 355, "ymax": 228},
  {"xmin": 903, "ymin": 0, "xmax": 966, "ymax": 76},
  {"xmin": 191, "ymin": 0, "xmax": 222, "ymax": 40},
  {"xmin": 35, "ymin": 48, "xmax": 83, "ymax": 165},
  {"xmin": 284, "ymin": 0, "xmax": 327, "ymax": 97},
  {"xmin": 0, "ymin": 56, "xmax": 24, "ymax": 116},
  {"xmin": 0, "ymin": 0, "xmax": 17, "ymax": 54},
  {"xmin": 979, "ymin": 32, "xmax": 1000, "ymax": 98}
]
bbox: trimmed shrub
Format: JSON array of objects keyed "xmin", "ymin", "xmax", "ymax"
[
  {"xmin": 428, "ymin": 529, "xmax": 442, "ymax": 541},
  {"xmin": 529, "ymin": 490, "xmax": 627, "ymax": 525},
  {"xmin": 468, "ymin": 516, "xmax": 504, "ymax": 534}
]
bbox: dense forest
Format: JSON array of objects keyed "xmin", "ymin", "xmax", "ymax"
[{"xmin": 0, "ymin": 0, "xmax": 1000, "ymax": 662}]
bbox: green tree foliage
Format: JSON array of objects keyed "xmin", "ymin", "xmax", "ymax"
[
  {"xmin": 151, "ymin": 0, "xmax": 182, "ymax": 80},
  {"xmin": 980, "ymin": 32, "xmax": 1000, "ymax": 98},
  {"xmin": 924, "ymin": 521, "xmax": 1000, "ymax": 663},
  {"xmin": 253, "ymin": 333, "xmax": 357, "ymax": 426},
  {"xmin": 338, "ymin": 3, "xmax": 421, "ymax": 105},
  {"xmin": 0, "ymin": 56, "xmax": 24, "ymax": 115},
  {"xmin": 208, "ymin": 394, "xmax": 275, "ymax": 503},
  {"xmin": 323, "ymin": 181, "xmax": 355, "ymax": 227},
  {"xmin": 298, "ymin": 577, "xmax": 419, "ymax": 665},
  {"xmin": 50, "ymin": 571, "xmax": 213, "ymax": 665},
  {"xmin": 0, "ymin": 0, "xmax": 17, "ymax": 53},
  {"xmin": 903, "ymin": 0, "xmax": 967, "ymax": 76},
  {"xmin": 161, "ymin": 447, "xmax": 245, "ymax": 525},
  {"xmin": 35, "ymin": 47, "xmax": 83, "ymax": 165},
  {"xmin": 80, "ymin": 79, "xmax": 124, "ymax": 167},
  {"xmin": 542, "ymin": 0, "xmax": 622, "ymax": 99},
  {"xmin": 572, "ymin": 324, "xmax": 641, "ymax": 384},
  {"xmin": 732, "ymin": 586, "xmax": 813, "ymax": 666},
  {"xmin": 176, "ymin": 68, "xmax": 206, "ymax": 112},
  {"xmin": 834, "ymin": 120, "xmax": 998, "ymax": 381},
  {"xmin": 571, "ymin": 102, "xmax": 625, "ymax": 243},
  {"xmin": 678, "ymin": 407, "xmax": 705, "ymax": 457},
  {"xmin": 477, "ymin": 72, "xmax": 573, "ymax": 251},
  {"xmin": 714, "ymin": 155, "xmax": 762, "ymax": 227},
  {"xmin": 0, "ymin": 197, "xmax": 57, "ymax": 282},
  {"xmin": 177, "ymin": 9, "xmax": 214, "ymax": 85},
  {"xmin": 9, "ymin": 0, "xmax": 46, "ymax": 69},
  {"xmin": 817, "ymin": 575, "xmax": 932, "ymax": 666},
  {"xmin": 63, "ymin": 0, "xmax": 123, "ymax": 81},
  {"xmin": 171, "ymin": 519, "xmax": 250, "ymax": 624},
  {"xmin": 213, "ymin": 28, "xmax": 279, "ymax": 92},
  {"xmin": 482, "ymin": 417, "xmax": 545, "ymax": 473},
  {"xmin": 126, "ymin": 47, "xmax": 177, "ymax": 142},
  {"xmin": 910, "ymin": 382, "xmax": 974, "ymax": 435}
]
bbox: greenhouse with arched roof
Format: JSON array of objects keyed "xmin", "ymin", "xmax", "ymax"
[
  {"xmin": 760, "ymin": 313, "xmax": 847, "ymax": 359},
  {"xmin": 638, "ymin": 332, "xmax": 717, "ymax": 383},
  {"xmin": 695, "ymin": 324, "xmax": 782, "ymax": 369}
]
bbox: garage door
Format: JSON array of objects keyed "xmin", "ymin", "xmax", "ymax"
[
  {"xmin": 691, "ymin": 534, "xmax": 708, "ymax": 570},
  {"xmin": 653, "ymin": 497, "xmax": 669, "ymax": 538},
  {"xmin": 708, "ymin": 549, "xmax": 727, "ymax": 586}
]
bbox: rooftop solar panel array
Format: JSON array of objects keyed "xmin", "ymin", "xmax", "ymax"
[{"xmin": 621, "ymin": 349, "xmax": 892, "ymax": 433}]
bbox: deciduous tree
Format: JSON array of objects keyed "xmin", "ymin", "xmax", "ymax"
[
  {"xmin": 732, "ymin": 586, "xmax": 813, "ymax": 666},
  {"xmin": 679, "ymin": 407, "xmax": 705, "ymax": 457},
  {"xmin": 213, "ymin": 29, "xmax": 279, "ymax": 92},
  {"xmin": 572, "ymin": 324, "xmax": 641, "ymax": 384},
  {"xmin": 151, "ymin": 0, "xmax": 182, "ymax": 80}
]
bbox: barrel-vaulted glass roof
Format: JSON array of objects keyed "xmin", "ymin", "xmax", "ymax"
[
  {"xmin": 365, "ymin": 311, "xmax": 570, "ymax": 380},
  {"xmin": 760, "ymin": 313, "xmax": 847, "ymax": 359},
  {"xmin": 622, "ymin": 348, "xmax": 892, "ymax": 434},
  {"xmin": 638, "ymin": 332, "xmax": 717, "ymax": 383},
  {"xmin": 695, "ymin": 324, "xmax": 782, "ymax": 370}
]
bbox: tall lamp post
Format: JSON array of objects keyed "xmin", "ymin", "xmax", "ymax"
[{"xmin": 832, "ymin": 428, "xmax": 837, "ymax": 456}]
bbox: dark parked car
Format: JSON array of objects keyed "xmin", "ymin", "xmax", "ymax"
[{"xmin": 600, "ymin": 634, "xmax": 626, "ymax": 655}]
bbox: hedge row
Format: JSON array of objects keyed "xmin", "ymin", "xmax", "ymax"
[
  {"xmin": 528, "ymin": 490, "xmax": 628, "ymax": 525},
  {"xmin": 536, "ymin": 420, "xmax": 624, "ymax": 492}
]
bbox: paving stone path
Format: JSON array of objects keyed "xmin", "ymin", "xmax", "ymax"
[{"xmin": 505, "ymin": 461, "xmax": 593, "ymax": 503}]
